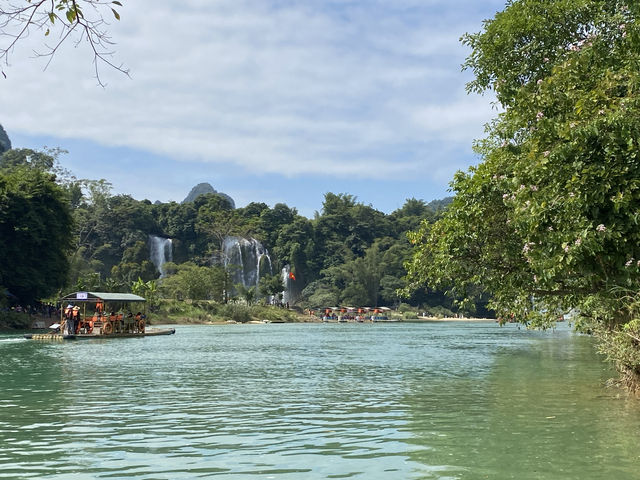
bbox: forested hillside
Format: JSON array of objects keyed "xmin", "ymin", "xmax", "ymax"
[{"xmin": 0, "ymin": 131, "xmax": 487, "ymax": 317}]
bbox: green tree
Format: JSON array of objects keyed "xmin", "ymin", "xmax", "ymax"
[
  {"xmin": 0, "ymin": 148, "xmax": 56, "ymax": 171},
  {"xmin": 131, "ymin": 277, "xmax": 159, "ymax": 311},
  {"xmin": 159, "ymin": 263, "xmax": 225, "ymax": 301},
  {"xmin": 406, "ymin": 0, "xmax": 640, "ymax": 389},
  {"xmin": 236, "ymin": 284, "xmax": 256, "ymax": 305},
  {"xmin": 258, "ymin": 273, "xmax": 285, "ymax": 302},
  {"xmin": 0, "ymin": 165, "xmax": 73, "ymax": 304},
  {"xmin": 301, "ymin": 280, "xmax": 340, "ymax": 309}
]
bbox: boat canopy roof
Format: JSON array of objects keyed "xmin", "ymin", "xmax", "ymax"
[{"xmin": 60, "ymin": 291, "xmax": 146, "ymax": 303}]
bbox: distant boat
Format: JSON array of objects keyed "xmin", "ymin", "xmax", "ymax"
[{"xmin": 25, "ymin": 291, "xmax": 175, "ymax": 340}]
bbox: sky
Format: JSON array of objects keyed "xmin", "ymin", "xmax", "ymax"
[{"xmin": 0, "ymin": 0, "xmax": 505, "ymax": 218}]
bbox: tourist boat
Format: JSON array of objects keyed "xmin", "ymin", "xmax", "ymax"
[{"xmin": 25, "ymin": 291, "xmax": 175, "ymax": 340}]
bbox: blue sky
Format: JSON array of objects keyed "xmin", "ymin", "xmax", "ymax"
[{"xmin": 1, "ymin": 0, "xmax": 505, "ymax": 217}]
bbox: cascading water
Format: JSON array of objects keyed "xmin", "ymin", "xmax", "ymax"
[
  {"xmin": 282, "ymin": 264, "xmax": 291, "ymax": 305},
  {"xmin": 221, "ymin": 237, "xmax": 272, "ymax": 291},
  {"xmin": 149, "ymin": 235, "xmax": 173, "ymax": 277}
]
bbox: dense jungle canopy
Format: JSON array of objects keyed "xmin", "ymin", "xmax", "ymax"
[{"xmin": 0, "ymin": 135, "xmax": 477, "ymax": 318}]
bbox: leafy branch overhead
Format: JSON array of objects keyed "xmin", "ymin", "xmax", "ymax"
[{"xmin": 0, "ymin": 0, "xmax": 127, "ymax": 85}]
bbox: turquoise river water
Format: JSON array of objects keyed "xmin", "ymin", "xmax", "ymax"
[{"xmin": 1, "ymin": 322, "xmax": 639, "ymax": 479}]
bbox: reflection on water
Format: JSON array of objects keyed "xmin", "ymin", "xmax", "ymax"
[{"xmin": 0, "ymin": 323, "xmax": 638, "ymax": 479}]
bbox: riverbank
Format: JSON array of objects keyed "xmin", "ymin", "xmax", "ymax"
[
  {"xmin": 154, "ymin": 314, "xmax": 496, "ymax": 325},
  {"xmin": 1, "ymin": 305, "xmax": 495, "ymax": 329}
]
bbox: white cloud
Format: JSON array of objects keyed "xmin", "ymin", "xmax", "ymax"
[{"xmin": 0, "ymin": 0, "xmax": 500, "ymax": 182}]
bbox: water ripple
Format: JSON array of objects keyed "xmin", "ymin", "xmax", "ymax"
[{"xmin": 1, "ymin": 324, "xmax": 639, "ymax": 479}]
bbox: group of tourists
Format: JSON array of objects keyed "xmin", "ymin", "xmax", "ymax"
[{"xmin": 62, "ymin": 303, "xmax": 146, "ymax": 335}]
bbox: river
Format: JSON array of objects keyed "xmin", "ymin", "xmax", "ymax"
[{"xmin": 1, "ymin": 322, "xmax": 638, "ymax": 479}]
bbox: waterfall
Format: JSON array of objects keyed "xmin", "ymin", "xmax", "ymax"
[
  {"xmin": 282, "ymin": 264, "xmax": 291, "ymax": 305},
  {"xmin": 221, "ymin": 237, "xmax": 272, "ymax": 291},
  {"xmin": 149, "ymin": 235, "xmax": 173, "ymax": 277}
]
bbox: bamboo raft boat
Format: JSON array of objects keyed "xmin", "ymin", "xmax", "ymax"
[{"xmin": 25, "ymin": 291, "xmax": 176, "ymax": 341}]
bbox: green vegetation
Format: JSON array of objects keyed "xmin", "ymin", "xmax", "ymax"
[
  {"xmin": 0, "ymin": 123, "xmax": 474, "ymax": 329},
  {"xmin": 156, "ymin": 299, "xmax": 302, "ymax": 324},
  {"xmin": 405, "ymin": 0, "xmax": 640, "ymax": 392},
  {"xmin": 0, "ymin": 150, "xmax": 73, "ymax": 304}
]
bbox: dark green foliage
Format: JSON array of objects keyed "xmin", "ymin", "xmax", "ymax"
[
  {"xmin": 0, "ymin": 146, "xmax": 466, "ymax": 315},
  {"xmin": 64, "ymin": 186, "xmax": 465, "ymax": 311},
  {"xmin": 259, "ymin": 273, "xmax": 285, "ymax": 299},
  {"xmin": 405, "ymin": 0, "xmax": 640, "ymax": 387},
  {"xmin": 1, "ymin": 148, "xmax": 54, "ymax": 171},
  {"xmin": 0, "ymin": 166, "xmax": 73, "ymax": 304},
  {"xmin": 159, "ymin": 263, "xmax": 225, "ymax": 301}
]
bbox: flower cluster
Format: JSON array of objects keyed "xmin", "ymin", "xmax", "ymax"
[{"xmin": 596, "ymin": 224, "xmax": 606, "ymax": 232}]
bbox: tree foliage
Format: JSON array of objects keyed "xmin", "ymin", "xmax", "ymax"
[
  {"xmin": 159, "ymin": 263, "xmax": 225, "ymax": 302},
  {"xmin": 0, "ymin": 128, "xmax": 465, "ymax": 318},
  {"xmin": 406, "ymin": 0, "xmax": 640, "ymax": 387},
  {"xmin": 0, "ymin": 157, "xmax": 73, "ymax": 303}
]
